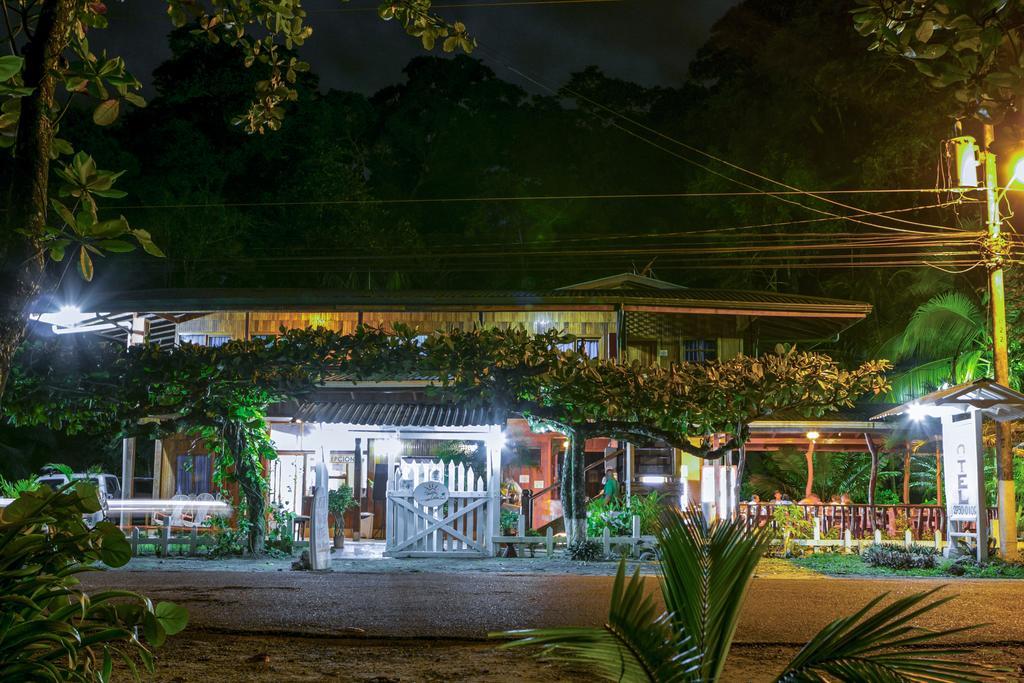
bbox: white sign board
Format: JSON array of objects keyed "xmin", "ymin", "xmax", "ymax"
[
  {"xmin": 309, "ymin": 461, "xmax": 331, "ymax": 570},
  {"xmin": 941, "ymin": 410, "xmax": 987, "ymax": 561},
  {"xmin": 943, "ymin": 412, "xmax": 982, "ymax": 521},
  {"xmin": 413, "ymin": 481, "xmax": 449, "ymax": 508}
]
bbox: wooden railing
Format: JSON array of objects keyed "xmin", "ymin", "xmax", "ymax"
[{"xmin": 738, "ymin": 503, "xmax": 999, "ymax": 540}]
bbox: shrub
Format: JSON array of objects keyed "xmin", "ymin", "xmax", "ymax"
[
  {"xmin": 628, "ymin": 491, "xmax": 664, "ymax": 535},
  {"xmin": 587, "ymin": 492, "xmax": 664, "ymax": 537},
  {"xmin": 500, "ymin": 508, "xmax": 521, "ymax": 534},
  {"xmin": 861, "ymin": 543, "xmax": 938, "ymax": 570},
  {"xmin": 0, "ymin": 482, "xmax": 187, "ymax": 680},
  {"xmin": 266, "ymin": 503, "xmax": 296, "ymax": 556},
  {"xmin": 327, "ymin": 485, "xmax": 357, "ymax": 536},
  {"xmin": 209, "ymin": 516, "xmax": 249, "ymax": 557},
  {"xmin": 772, "ymin": 504, "xmax": 814, "ymax": 539},
  {"xmin": 567, "ymin": 538, "xmax": 603, "ymax": 562},
  {"xmin": 586, "ymin": 498, "xmax": 630, "ymax": 537}
]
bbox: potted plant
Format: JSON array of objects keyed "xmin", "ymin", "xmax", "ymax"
[{"xmin": 328, "ymin": 485, "xmax": 358, "ymax": 549}]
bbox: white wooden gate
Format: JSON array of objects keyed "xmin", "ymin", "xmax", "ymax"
[{"xmin": 385, "ymin": 460, "xmax": 494, "ymax": 558}]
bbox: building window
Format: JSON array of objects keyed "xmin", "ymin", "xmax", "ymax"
[
  {"xmin": 684, "ymin": 339, "xmax": 717, "ymax": 362},
  {"xmin": 557, "ymin": 338, "xmax": 600, "ymax": 358},
  {"xmin": 179, "ymin": 333, "xmax": 206, "ymax": 346},
  {"xmin": 178, "ymin": 334, "xmax": 232, "ymax": 347},
  {"xmin": 176, "ymin": 454, "xmax": 213, "ymax": 495}
]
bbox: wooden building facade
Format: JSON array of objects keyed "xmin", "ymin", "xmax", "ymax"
[{"xmin": 36, "ymin": 273, "xmax": 872, "ymax": 533}]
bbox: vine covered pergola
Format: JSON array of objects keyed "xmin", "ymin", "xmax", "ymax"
[{"xmin": 3, "ymin": 325, "xmax": 890, "ymax": 549}]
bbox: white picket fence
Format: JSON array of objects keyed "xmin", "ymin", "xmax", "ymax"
[
  {"xmin": 385, "ymin": 460, "xmax": 495, "ymax": 558},
  {"xmin": 126, "ymin": 526, "xmax": 218, "ymax": 557}
]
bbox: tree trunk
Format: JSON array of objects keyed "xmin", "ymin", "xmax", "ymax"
[
  {"xmin": 865, "ymin": 435, "xmax": 878, "ymax": 506},
  {"xmin": 804, "ymin": 441, "xmax": 815, "ymax": 499},
  {"xmin": 234, "ymin": 449, "xmax": 267, "ymax": 555},
  {"xmin": 560, "ymin": 430, "xmax": 586, "ymax": 546},
  {"xmin": 902, "ymin": 447, "xmax": 911, "ymax": 505},
  {"xmin": 223, "ymin": 422, "xmax": 267, "ymax": 555},
  {"xmin": 0, "ymin": 0, "xmax": 75, "ymax": 407}
]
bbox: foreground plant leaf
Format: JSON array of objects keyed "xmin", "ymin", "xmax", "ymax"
[{"xmin": 495, "ymin": 560, "xmax": 700, "ymax": 682}]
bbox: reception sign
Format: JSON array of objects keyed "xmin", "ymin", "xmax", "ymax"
[
  {"xmin": 940, "ymin": 410, "xmax": 987, "ymax": 561},
  {"xmin": 943, "ymin": 411, "xmax": 982, "ymax": 521}
]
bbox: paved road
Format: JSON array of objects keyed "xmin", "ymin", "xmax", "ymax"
[{"xmin": 81, "ymin": 569, "xmax": 1024, "ymax": 644}]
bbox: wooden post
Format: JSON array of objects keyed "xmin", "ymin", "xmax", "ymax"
[
  {"xmin": 545, "ymin": 526, "xmax": 554, "ymax": 558},
  {"xmin": 119, "ymin": 438, "xmax": 136, "ymax": 529},
  {"xmin": 813, "ymin": 516, "xmax": 821, "ymax": 543},
  {"xmin": 844, "ymin": 529, "xmax": 852, "ymax": 554},
  {"xmin": 864, "ymin": 434, "xmax": 879, "ymax": 507},
  {"xmin": 130, "ymin": 527, "xmax": 140, "ymax": 556},
  {"xmin": 190, "ymin": 527, "xmax": 199, "ymax": 557},
  {"xmin": 517, "ymin": 513, "xmax": 526, "ymax": 538},
  {"xmin": 602, "ymin": 526, "xmax": 611, "ymax": 557},
  {"xmin": 934, "ymin": 438, "xmax": 943, "ymax": 507},
  {"xmin": 904, "ymin": 529, "xmax": 913, "ymax": 548},
  {"xmin": 486, "ymin": 429, "xmax": 503, "ymax": 557},
  {"xmin": 152, "ymin": 439, "xmax": 163, "ymax": 504},
  {"xmin": 162, "ymin": 524, "xmax": 171, "ymax": 557},
  {"xmin": 804, "ymin": 440, "xmax": 816, "ymax": 499},
  {"xmin": 624, "ymin": 442, "xmax": 633, "ymax": 500},
  {"xmin": 632, "ymin": 514, "xmax": 641, "ymax": 558},
  {"xmin": 874, "ymin": 529, "xmax": 882, "ymax": 544},
  {"xmin": 934, "ymin": 528, "xmax": 942, "ymax": 552},
  {"xmin": 902, "ymin": 445, "xmax": 911, "ymax": 504}
]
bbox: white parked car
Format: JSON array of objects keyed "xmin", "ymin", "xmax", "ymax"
[{"xmin": 36, "ymin": 471, "xmax": 122, "ymax": 524}]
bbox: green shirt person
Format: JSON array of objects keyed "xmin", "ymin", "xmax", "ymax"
[{"xmin": 603, "ymin": 470, "xmax": 620, "ymax": 503}]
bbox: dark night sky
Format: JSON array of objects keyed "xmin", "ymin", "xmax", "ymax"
[{"xmin": 102, "ymin": 0, "xmax": 738, "ymax": 94}]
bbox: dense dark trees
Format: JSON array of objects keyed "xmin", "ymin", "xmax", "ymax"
[{"xmin": 51, "ymin": 2, "xmax": 972, "ymax": 356}]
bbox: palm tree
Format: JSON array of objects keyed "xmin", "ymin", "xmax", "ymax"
[
  {"xmin": 882, "ymin": 291, "xmax": 991, "ymax": 402},
  {"xmin": 496, "ymin": 509, "xmax": 988, "ymax": 682}
]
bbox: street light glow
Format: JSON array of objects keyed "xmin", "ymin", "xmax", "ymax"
[{"xmin": 1013, "ymin": 157, "xmax": 1024, "ymax": 185}]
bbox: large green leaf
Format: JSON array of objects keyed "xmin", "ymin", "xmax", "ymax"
[
  {"xmin": 496, "ymin": 561, "xmax": 699, "ymax": 682},
  {"xmin": 0, "ymin": 55, "xmax": 23, "ymax": 81},
  {"xmin": 775, "ymin": 587, "xmax": 991, "ymax": 682},
  {"xmin": 657, "ymin": 508, "xmax": 772, "ymax": 682},
  {"xmin": 155, "ymin": 601, "xmax": 189, "ymax": 635}
]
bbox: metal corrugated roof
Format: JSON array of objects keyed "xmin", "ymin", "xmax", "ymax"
[
  {"xmin": 873, "ymin": 379, "xmax": 1024, "ymax": 422},
  {"xmin": 54, "ymin": 287, "xmax": 871, "ymax": 315},
  {"xmin": 294, "ymin": 401, "xmax": 499, "ymax": 427}
]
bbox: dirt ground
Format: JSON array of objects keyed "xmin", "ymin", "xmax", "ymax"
[{"xmin": 125, "ymin": 632, "xmax": 1024, "ymax": 682}]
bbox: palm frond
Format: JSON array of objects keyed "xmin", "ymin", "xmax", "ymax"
[
  {"xmin": 884, "ymin": 357, "xmax": 958, "ymax": 403},
  {"xmin": 894, "ymin": 291, "xmax": 985, "ymax": 361},
  {"xmin": 657, "ymin": 508, "xmax": 772, "ymax": 683},
  {"xmin": 775, "ymin": 587, "xmax": 991, "ymax": 682},
  {"xmin": 495, "ymin": 560, "xmax": 700, "ymax": 682}
]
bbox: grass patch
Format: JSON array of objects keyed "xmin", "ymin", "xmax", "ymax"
[{"xmin": 792, "ymin": 553, "xmax": 1024, "ymax": 579}]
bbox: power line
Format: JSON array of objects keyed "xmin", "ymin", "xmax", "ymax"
[
  {"xmin": 308, "ymin": 0, "xmax": 625, "ymax": 12},
  {"xmin": 468, "ymin": 43, "xmax": 962, "ymax": 235},
  {"xmin": 101, "ymin": 189, "xmax": 966, "ymax": 211}
]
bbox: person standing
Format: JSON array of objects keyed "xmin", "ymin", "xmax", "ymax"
[{"xmin": 603, "ymin": 469, "xmax": 620, "ymax": 503}]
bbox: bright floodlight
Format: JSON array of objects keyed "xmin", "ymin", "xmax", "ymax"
[
  {"xmin": 52, "ymin": 305, "xmax": 87, "ymax": 327},
  {"xmin": 1014, "ymin": 157, "xmax": 1024, "ymax": 185},
  {"xmin": 806, "ymin": 431, "xmax": 820, "ymax": 440},
  {"xmin": 907, "ymin": 403, "xmax": 927, "ymax": 421}
]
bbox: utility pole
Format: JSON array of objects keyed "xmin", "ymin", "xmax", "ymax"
[{"xmin": 981, "ymin": 123, "xmax": 1018, "ymax": 562}]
